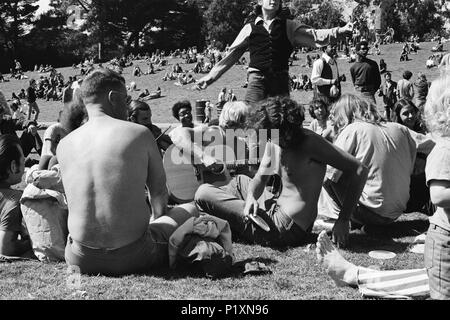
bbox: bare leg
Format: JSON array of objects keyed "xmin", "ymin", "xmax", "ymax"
[{"xmin": 316, "ymin": 230, "xmax": 359, "ymax": 287}]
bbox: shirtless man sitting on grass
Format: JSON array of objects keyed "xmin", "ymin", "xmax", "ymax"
[
  {"xmin": 57, "ymin": 68, "xmax": 197, "ymax": 276},
  {"xmin": 195, "ymin": 96, "xmax": 368, "ymax": 248}
]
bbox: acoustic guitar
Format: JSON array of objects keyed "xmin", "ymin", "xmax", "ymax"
[{"xmin": 163, "ymin": 141, "xmax": 258, "ymax": 204}]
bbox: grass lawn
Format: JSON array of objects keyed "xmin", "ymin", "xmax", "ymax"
[{"xmin": 0, "ymin": 41, "xmax": 442, "ymax": 300}]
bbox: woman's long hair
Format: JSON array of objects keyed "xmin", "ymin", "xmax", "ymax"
[
  {"xmin": 329, "ymin": 93, "xmax": 383, "ymax": 135},
  {"xmin": 393, "ymin": 99, "xmax": 426, "ymax": 133}
]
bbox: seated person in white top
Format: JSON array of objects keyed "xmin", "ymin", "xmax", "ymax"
[{"xmin": 319, "ymin": 94, "xmax": 417, "ymax": 227}]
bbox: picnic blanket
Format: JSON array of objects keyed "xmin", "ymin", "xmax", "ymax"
[
  {"xmin": 168, "ymin": 215, "xmax": 234, "ymax": 278},
  {"xmin": 20, "ymin": 165, "xmax": 68, "ymax": 262}
]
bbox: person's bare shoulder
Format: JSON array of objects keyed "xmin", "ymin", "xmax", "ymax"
[
  {"xmin": 302, "ymin": 127, "xmax": 323, "ymax": 144},
  {"xmin": 116, "ymin": 120, "xmax": 154, "ymax": 143},
  {"xmin": 300, "ymin": 128, "xmax": 332, "ymax": 154}
]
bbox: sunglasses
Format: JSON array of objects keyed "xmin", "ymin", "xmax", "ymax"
[{"xmin": 109, "ymin": 90, "xmax": 132, "ymax": 105}]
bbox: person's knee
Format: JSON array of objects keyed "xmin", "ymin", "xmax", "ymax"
[{"xmin": 194, "ymin": 184, "xmax": 216, "ymax": 205}]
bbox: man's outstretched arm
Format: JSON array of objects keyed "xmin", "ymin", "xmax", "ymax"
[
  {"xmin": 288, "ymin": 20, "xmax": 353, "ymax": 48},
  {"xmin": 196, "ymin": 24, "xmax": 250, "ymax": 89}
]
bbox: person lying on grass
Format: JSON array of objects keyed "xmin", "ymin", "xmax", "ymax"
[
  {"xmin": 57, "ymin": 68, "xmax": 198, "ymax": 276},
  {"xmin": 194, "ymin": 96, "xmax": 368, "ymax": 248},
  {"xmin": 0, "ymin": 135, "xmax": 31, "ymax": 256}
]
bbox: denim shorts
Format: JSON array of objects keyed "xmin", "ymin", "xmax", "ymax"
[{"xmin": 425, "ymin": 224, "xmax": 450, "ymax": 300}]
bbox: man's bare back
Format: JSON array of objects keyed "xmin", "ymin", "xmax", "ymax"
[
  {"xmin": 271, "ymin": 132, "xmax": 327, "ymax": 231},
  {"xmin": 58, "ymin": 117, "xmax": 163, "ymax": 248},
  {"xmin": 59, "ymin": 69, "xmax": 198, "ymax": 275}
]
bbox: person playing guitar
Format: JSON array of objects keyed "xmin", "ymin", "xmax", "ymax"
[{"xmin": 166, "ymin": 101, "xmax": 257, "ymax": 203}]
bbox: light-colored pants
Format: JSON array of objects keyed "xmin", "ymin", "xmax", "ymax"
[{"xmin": 357, "ymin": 267, "xmax": 429, "ymax": 299}]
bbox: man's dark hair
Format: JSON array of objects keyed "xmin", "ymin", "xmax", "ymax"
[
  {"xmin": 0, "ymin": 134, "xmax": 22, "ymax": 181},
  {"xmin": 248, "ymin": 96, "xmax": 305, "ymax": 150},
  {"xmin": 402, "ymin": 70, "xmax": 413, "ymax": 80},
  {"xmin": 80, "ymin": 68, "xmax": 126, "ymax": 101},
  {"xmin": 384, "ymin": 71, "xmax": 391, "ymax": 78},
  {"xmin": 246, "ymin": 1, "xmax": 286, "ymax": 23},
  {"xmin": 356, "ymin": 41, "xmax": 369, "ymax": 52},
  {"xmin": 172, "ymin": 100, "xmax": 192, "ymax": 120}
]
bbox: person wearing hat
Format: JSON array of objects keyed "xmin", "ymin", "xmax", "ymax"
[
  {"xmin": 350, "ymin": 40, "xmax": 381, "ymax": 104},
  {"xmin": 311, "ymin": 43, "xmax": 346, "ymax": 105},
  {"xmin": 195, "ymin": 0, "xmax": 354, "ymax": 105}
]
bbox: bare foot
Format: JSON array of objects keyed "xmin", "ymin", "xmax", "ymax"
[{"xmin": 316, "ymin": 230, "xmax": 358, "ymax": 287}]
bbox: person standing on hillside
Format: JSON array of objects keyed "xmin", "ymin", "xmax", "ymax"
[
  {"xmin": 195, "ymin": 0, "xmax": 353, "ymax": 105},
  {"xmin": 397, "ymin": 70, "xmax": 414, "ymax": 102},
  {"xmin": 350, "ymin": 41, "xmax": 381, "ymax": 105},
  {"xmin": 311, "ymin": 43, "xmax": 345, "ymax": 105},
  {"xmin": 378, "ymin": 72, "xmax": 397, "ymax": 121},
  {"xmin": 26, "ymin": 79, "xmax": 40, "ymax": 122}
]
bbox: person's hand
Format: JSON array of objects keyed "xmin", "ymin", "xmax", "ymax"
[
  {"xmin": 331, "ymin": 78, "xmax": 338, "ymax": 85},
  {"xmin": 339, "ymin": 22, "xmax": 354, "ymax": 35},
  {"xmin": 243, "ymin": 197, "xmax": 259, "ymax": 221},
  {"xmin": 202, "ymin": 154, "xmax": 224, "ymax": 174},
  {"xmin": 331, "ymin": 219, "xmax": 350, "ymax": 248},
  {"xmin": 193, "ymin": 77, "xmax": 209, "ymax": 91},
  {"xmin": 27, "ymin": 124, "xmax": 37, "ymax": 136}
]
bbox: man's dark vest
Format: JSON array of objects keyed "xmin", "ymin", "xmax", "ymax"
[
  {"xmin": 316, "ymin": 58, "xmax": 333, "ymax": 96},
  {"xmin": 248, "ymin": 19, "xmax": 293, "ymax": 74}
]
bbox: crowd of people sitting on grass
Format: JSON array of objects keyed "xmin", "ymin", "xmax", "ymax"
[
  {"xmin": 0, "ymin": 60, "xmax": 448, "ymax": 297},
  {"xmin": 2, "ymin": 21, "xmax": 450, "ymax": 299}
]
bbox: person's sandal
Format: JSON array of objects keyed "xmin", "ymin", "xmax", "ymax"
[{"xmin": 243, "ymin": 262, "xmax": 272, "ymax": 276}]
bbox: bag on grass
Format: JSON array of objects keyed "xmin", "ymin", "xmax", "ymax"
[
  {"xmin": 168, "ymin": 215, "xmax": 235, "ymax": 278},
  {"xmin": 20, "ymin": 165, "xmax": 68, "ymax": 262}
]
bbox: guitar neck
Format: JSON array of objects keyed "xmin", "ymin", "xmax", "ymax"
[{"xmin": 223, "ymin": 159, "xmax": 260, "ymax": 169}]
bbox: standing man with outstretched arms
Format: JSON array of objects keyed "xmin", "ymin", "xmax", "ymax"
[{"xmin": 196, "ymin": 0, "xmax": 353, "ymax": 105}]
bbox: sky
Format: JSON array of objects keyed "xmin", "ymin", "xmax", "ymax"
[{"xmin": 36, "ymin": 0, "xmax": 52, "ymax": 15}]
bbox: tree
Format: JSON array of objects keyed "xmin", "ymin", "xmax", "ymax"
[
  {"xmin": 290, "ymin": 0, "xmax": 345, "ymax": 29},
  {"xmin": 202, "ymin": 0, "xmax": 253, "ymax": 50},
  {"xmin": 393, "ymin": 0, "xmax": 443, "ymax": 39},
  {"xmin": 0, "ymin": 0, "xmax": 39, "ymax": 58}
]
